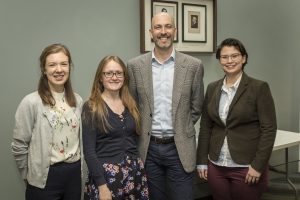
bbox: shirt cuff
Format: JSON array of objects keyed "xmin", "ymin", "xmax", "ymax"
[{"xmin": 196, "ymin": 165, "xmax": 208, "ymax": 170}]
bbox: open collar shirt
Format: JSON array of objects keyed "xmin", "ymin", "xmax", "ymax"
[{"xmin": 151, "ymin": 49, "xmax": 175, "ymax": 138}]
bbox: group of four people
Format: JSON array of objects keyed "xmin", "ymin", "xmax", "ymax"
[{"xmin": 11, "ymin": 12, "xmax": 276, "ymax": 200}]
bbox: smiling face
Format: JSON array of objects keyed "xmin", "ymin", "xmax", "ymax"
[
  {"xmin": 101, "ymin": 60, "xmax": 124, "ymax": 93},
  {"xmin": 44, "ymin": 51, "xmax": 70, "ymax": 93},
  {"xmin": 219, "ymin": 46, "xmax": 246, "ymax": 77},
  {"xmin": 149, "ymin": 12, "xmax": 176, "ymax": 51}
]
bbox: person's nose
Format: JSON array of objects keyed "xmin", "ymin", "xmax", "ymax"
[
  {"xmin": 161, "ymin": 27, "xmax": 166, "ymax": 34},
  {"xmin": 227, "ymin": 56, "xmax": 234, "ymax": 62},
  {"xmin": 56, "ymin": 64, "xmax": 63, "ymax": 72},
  {"xmin": 111, "ymin": 73, "xmax": 118, "ymax": 79}
]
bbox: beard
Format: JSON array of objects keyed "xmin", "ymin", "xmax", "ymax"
[{"xmin": 153, "ymin": 35, "xmax": 174, "ymax": 50}]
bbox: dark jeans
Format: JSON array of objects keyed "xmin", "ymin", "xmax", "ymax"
[
  {"xmin": 145, "ymin": 140, "xmax": 194, "ymax": 200},
  {"xmin": 26, "ymin": 160, "xmax": 81, "ymax": 200}
]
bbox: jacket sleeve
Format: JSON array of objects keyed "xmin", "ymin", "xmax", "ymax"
[
  {"xmin": 11, "ymin": 96, "xmax": 35, "ymax": 180},
  {"xmin": 196, "ymin": 83, "xmax": 213, "ymax": 165},
  {"xmin": 127, "ymin": 61, "xmax": 139, "ymax": 103},
  {"xmin": 191, "ymin": 61, "xmax": 204, "ymax": 124},
  {"xmin": 251, "ymin": 82, "xmax": 277, "ymax": 173}
]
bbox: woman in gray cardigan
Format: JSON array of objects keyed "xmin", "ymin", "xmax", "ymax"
[{"xmin": 12, "ymin": 44, "xmax": 83, "ymax": 200}]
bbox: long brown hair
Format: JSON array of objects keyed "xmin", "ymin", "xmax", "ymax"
[
  {"xmin": 38, "ymin": 43, "xmax": 76, "ymax": 107},
  {"xmin": 83, "ymin": 56, "xmax": 140, "ymax": 134}
]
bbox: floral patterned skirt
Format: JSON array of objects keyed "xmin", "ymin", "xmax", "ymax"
[{"xmin": 84, "ymin": 156, "xmax": 149, "ymax": 200}]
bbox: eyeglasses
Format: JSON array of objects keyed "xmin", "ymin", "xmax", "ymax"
[
  {"xmin": 220, "ymin": 53, "xmax": 241, "ymax": 61},
  {"xmin": 103, "ymin": 71, "xmax": 124, "ymax": 78}
]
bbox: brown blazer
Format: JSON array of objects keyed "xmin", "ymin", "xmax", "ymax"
[
  {"xmin": 196, "ymin": 73, "xmax": 277, "ymax": 173},
  {"xmin": 127, "ymin": 51, "xmax": 204, "ymax": 172}
]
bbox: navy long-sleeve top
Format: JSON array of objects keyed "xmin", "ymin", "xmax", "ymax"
[{"xmin": 82, "ymin": 102, "xmax": 139, "ymax": 187}]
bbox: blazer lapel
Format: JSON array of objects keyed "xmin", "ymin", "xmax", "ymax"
[
  {"xmin": 228, "ymin": 73, "xmax": 249, "ymax": 115},
  {"xmin": 211, "ymin": 80, "xmax": 224, "ymax": 125},
  {"xmin": 172, "ymin": 51, "xmax": 188, "ymax": 123},
  {"xmin": 139, "ymin": 53, "xmax": 154, "ymax": 113},
  {"xmin": 214, "ymin": 79, "xmax": 223, "ymax": 113}
]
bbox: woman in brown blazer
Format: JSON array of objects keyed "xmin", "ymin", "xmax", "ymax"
[{"xmin": 196, "ymin": 38, "xmax": 277, "ymax": 200}]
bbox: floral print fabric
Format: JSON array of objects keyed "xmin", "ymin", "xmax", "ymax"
[
  {"xmin": 84, "ymin": 156, "xmax": 149, "ymax": 200},
  {"xmin": 49, "ymin": 91, "xmax": 80, "ymax": 164}
]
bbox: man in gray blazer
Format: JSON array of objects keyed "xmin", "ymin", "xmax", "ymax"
[{"xmin": 127, "ymin": 12, "xmax": 204, "ymax": 200}]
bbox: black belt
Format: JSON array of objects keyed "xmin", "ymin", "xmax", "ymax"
[{"xmin": 150, "ymin": 135, "xmax": 174, "ymax": 144}]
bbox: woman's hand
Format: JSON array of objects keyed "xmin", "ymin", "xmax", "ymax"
[
  {"xmin": 245, "ymin": 166, "xmax": 261, "ymax": 185},
  {"xmin": 98, "ymin": 184, "xmax": 112, "ymax": 200},
  {"xmin": 197, "ymin": 169, "xmax": 208, "ymax": 180}
]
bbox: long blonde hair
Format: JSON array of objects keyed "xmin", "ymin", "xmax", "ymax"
[{"xmin": 83, "ymin": 56, "xmax": 140, "ymax": 134}]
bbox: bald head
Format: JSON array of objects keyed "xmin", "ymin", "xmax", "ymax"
[
  {"xmin": 149, "ymin": 12, "xmax": 176, "ymax": 53},
  {"xmin": 151, "ymin": 12, "xmax": 175, "ymax": 29}
]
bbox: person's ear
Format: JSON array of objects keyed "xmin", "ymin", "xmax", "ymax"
[{"xmin": 149, "ymin": 29, "xmax": 154, "ymax": 39}]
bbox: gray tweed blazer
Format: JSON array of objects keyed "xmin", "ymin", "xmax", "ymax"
[{"xmin": 127, "ymin": 51, "xmax": 204, "ymax": 172}]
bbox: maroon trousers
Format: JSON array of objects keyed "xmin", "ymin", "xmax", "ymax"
[{"xmin": 207, "ymin": 161, "xmax": 268, "ymax": 200}]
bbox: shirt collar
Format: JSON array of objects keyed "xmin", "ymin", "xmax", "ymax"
[
  {"xmin": 222, "ymin": 72, "xmax": 243, "ymax": 91},
  {"xmin": 151, "ymin": 48, "xmax": 175, "ymax": 64}
]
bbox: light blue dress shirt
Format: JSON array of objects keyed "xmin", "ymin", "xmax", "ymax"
[{"xmin": 151, "ymin": 49, "xmax": 175, "ymax": 138}]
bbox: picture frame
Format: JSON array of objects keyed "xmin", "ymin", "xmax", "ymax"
[
  {"xmin": 140, "ymin": 0, "xmax": 217, "ymax": 53},
  {"xmin": 182, "ymin": 3, "xmax": 206, "ymax": 43}
]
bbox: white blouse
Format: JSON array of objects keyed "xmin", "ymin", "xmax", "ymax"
[{"xmin": 49, "ymin": 91, "xmax": 80, "ymax": 164}]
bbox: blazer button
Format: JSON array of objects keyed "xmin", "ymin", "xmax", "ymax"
[
  {"xmin": 148, "ymin": 132, "xmax": 150, "ymax": 135},
  {"xmin": 150, "ymin": 113, "xmax": 152, "ymax": 117}
]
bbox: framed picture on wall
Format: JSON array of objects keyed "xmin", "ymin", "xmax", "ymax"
[
  {"xmin": 182, "ymin": 3, "xmax": 206, "ymax": 42},
  {"xmin": 151, "ymin": 0, "xmax": 178, "ymax": 42},
  {"xmin": 140, "ymin": 0, "xmax": 217, "ymax": 53}
]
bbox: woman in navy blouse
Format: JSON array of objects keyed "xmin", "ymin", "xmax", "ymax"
[{"xmin": 82, "ymin": 56, "xmax": 149, "ymax": 200}]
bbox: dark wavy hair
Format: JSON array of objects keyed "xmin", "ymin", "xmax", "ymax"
[{"xmin": 216, "ymin": 38, "xmax": 248, "ymax": 69}]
